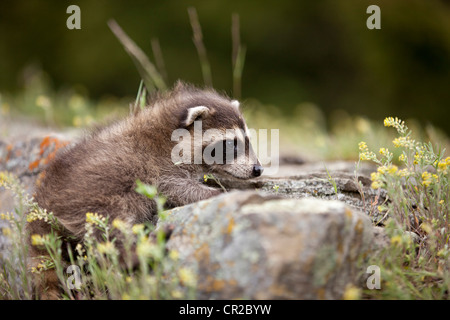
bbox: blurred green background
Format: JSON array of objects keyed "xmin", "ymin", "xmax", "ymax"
[{"xmin": 0, "ymin": 0, "xmax": 449, "ymax": 158}]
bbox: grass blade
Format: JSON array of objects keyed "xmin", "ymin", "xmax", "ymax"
[
  {"xmin": 108, "ymin": 19, "xmax": 167, "ymax": 92},
  {"xmin": 188, "ymin": 7, "xmax": 213, "ymax": 87}
]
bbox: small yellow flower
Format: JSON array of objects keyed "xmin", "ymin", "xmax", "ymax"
[
  {"xmin": 31, "ymin": 234, "xmax": 47, "ymax": 246},
  {"xmin": 387, "ymin": 165, "xmax": 398, "ymax": 175},
  {"xmin": 371, "ymin": 181, "xmax": 381, "ymax": 189},
  {"xmin": 342, "ymin": 285, "xmax": 361, "ymax": 300},
  {"xmin": 26, "ymin": 208, "xmax": 51, "ymax": 223},
  {"xmin": 379, "ymin": 148, "xmax": 388, "ymax": 156},
  {"xmin": 421, "ymin": 223, "xmax": 432, "ymax": 234},
  {"xmin": 171, "ymin": 290, "xmax": 184, "ymax": 299},
  {"xmin": 97, "ymin": 241, "xmax": 117, "ymax": 255},
  {"xmin": 203, "ymin": 174, "xmax": 208, "ymax": 182},
  {"xmin": 437, "ymin": 159, "xmax": 449, "ymax": 174},
  {"xmin": 35, "ymin": 95, "xmax": 52, "ymax": 108},
  {"xmin": 112, "ymin": 218, "xmax": 129, "ymax": 232},
  {"xmin": 132, "ymin": 224, "xmax": 145, "ymax": 235},
  {"xmin": 384, "ymin": 117, "xmax": 408, "ymax": 135},
  {"xmin": 421, "ymin": 172, "xmax": 433, "ymax": 187},
  {"xmin": 397, "ymin": 168, "xmax": 411, "ymax": 177},
  {"xmin": 122, "ymin": 293, "xmax": 131, "ymax": 300},
  {"xmin": 179, "ymin": 267, "xmax": 197, "ymax": 287},
  {"xmin": 2, "ymin": 228, "xmax": 11, "ymax": 236},
  {"xmin": 358, "ymin": 141, "xmax": 368, "ymax": 152},
  {"xmin": 169, "ymin": 250, "xmax": 179, "ymax": 261},
  {"xmin": 390, "ymin": 235, "xmax": 402, "ymax": 246},
  {"xmin": 86, "ymin": 212, "xmax": 105, "ymax": 226},
  {"xmin": 0, "ymin": 212, "xmax": 13, "ymax": 221},
  {"xmin": 136, "ymin": 240, "xmax": 157, "ymax": 258},
  {"xmin": 438, "ymin": 200, "xmax": 444, "ymax": 205}
]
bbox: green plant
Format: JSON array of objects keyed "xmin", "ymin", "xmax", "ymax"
[
  {"xmin": 0, "ymin": 172, "xmax": 197, "ymax": 300},
  {"xmin": 324, "ymin": 164, "xmax": 338, "ymax": 197},
  {"xmin": 358, "ymin": 117, "xmax": 449, "ymax": 299}
]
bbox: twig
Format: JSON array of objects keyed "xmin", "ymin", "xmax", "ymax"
[
  {"xmin": 188, "ymin": 7, "xmax": 213, "ymax": 87},
  {"xmin": 150, "ymin": 38, "xmax": 169, "ymax": 84}
]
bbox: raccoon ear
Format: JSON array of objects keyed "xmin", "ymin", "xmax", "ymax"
[
  {"xmin": 231, "ymin": 100, "xmax": 240, "ymax": 109},
  {"xmin": 184, "ymin": 106, "xmax": 210, "ymax": 127}
]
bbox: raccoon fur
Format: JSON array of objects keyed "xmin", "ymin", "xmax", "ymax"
[{"xmin": 27, "ymin": 81, "xmax": 263, "ymax": 298}]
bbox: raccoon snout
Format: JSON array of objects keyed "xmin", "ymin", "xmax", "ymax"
[{"xmin": 252, "ymin": 165, "xmax": 264, "ymax": 177}]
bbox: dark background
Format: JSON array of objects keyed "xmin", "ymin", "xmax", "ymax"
[{"xmin": 1, "ymin": 0, "xmax": 449, "ymax": 132}]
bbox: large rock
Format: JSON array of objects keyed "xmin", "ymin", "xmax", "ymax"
[{"xmin": 161, "ymin": 191, "xmax": 375, "ymax": 299}]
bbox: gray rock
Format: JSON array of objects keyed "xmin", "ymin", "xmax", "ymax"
[
  {"xmin": 206, "ymin": 166, "xmax": 386, "ymax": 222},
  {"xmin": 161, "ymin": 191, "xmax": 375, "ymax": 299}
]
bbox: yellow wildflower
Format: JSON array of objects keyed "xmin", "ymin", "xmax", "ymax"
[
  {"xmin": 358, "ymin": 141, "xmax": 368, "ymax": 152},
  {"xmin": 392, "ymin": 136, "xmax": 414, "ymax": 149},
  {"xmin": 179, "ymin": 267, "xmax": 197, "ymax": 287},
  {"xmin": 342, "ymin": 285, "xmax": 361, "ymax": 300},
  {"xmin": 371, "ymin": 181, "xmax": 382, "ymax": 189},
  {"xmin": 75, "ymin": 243, "xmax": 85, "ymax": 255},
  {"xmin": 421, "ymin": 172, "xmax": 433, "ymax": 187},
  {"xmin": 85, "ymin": 212, "xmax": 105, "ymax": 226},
  {"xmin": 398, "ymin": 154, "xmax": 407, "ymax": 162},
  {"xmin": 132, "ymin": 224, "xmax": 145, "ymax": 235},
  {"xmin": 384, "ymin": 117, "xmax": 408, "ymax": 135},
  {"xmin": 112, "ymin": 218, "xmax": 129, "ymax": 232},
  {"xmin": 136, "ymin": 240, "xmax": 158, "ymax": 258},
  {"xmin": 387, "ymin": 165, "xmax": 398, "ymax": 175},
  {"xmin": 397, "ymin": 168, "xmax": 411, "ymax": 177},
  {"xmin": 26, "ymin": 208, "xmax": 51, "ymax": 223},
  {"xmin": 122, "ymin": 293, "xmax": 131, "ymax": 300},
  {"xmin": 171, "ymin": 290, "xmax": 184, "ymax": 299},
  {"xmin": 390, "ymin": 235, "xmax": 402, "ymax": 246},
  {"xmin": 97, "ymin": 241, "xmax": 117, "ymax": 255},
  {"xmin": 437, "ymin": 158, "xmax": 449, "ymax": 174},
  {"xmin": 2, "ymin": 228, "xmax": 11, "ymax": 236},
  {"xmin": 31, "ymin": 234, "xmax": 48, "ymax": 246},
  {"xmin": 0, "ymin": 212, "xmax": 13, "ymax": 221},
  {"xmin": 421, "ymin": 223, "xmax": 432, "ymax": 234},
  {"xmin": 35, "ymin": 95, "xmax": 52, "ymax": 108},
  {"xmin": 169, "ymin": 250, "xmax": 179, "ymax": 261}
]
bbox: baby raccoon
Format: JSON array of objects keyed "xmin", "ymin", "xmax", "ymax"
[{"xmin": 27, "ymin": 81, "xmax": 263, "ymax": 298}]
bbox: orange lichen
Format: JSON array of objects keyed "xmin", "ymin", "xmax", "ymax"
[
  {"xmin": 5, "ymin": 144, "xmax": 13, "ymax": 162},
  {"xmin": 226, "ymin": 216, "xmax": 235, "ymax": 235},
  {"xmin": 28, "ymin": 136, "xmax": 69, "ymax": 172},
  {"xmin": 28, "ymin": 160, "xmax": 40, "ymax": 171}
]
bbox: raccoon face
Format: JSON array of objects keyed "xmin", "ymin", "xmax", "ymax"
[{"xmin": 179, "ymin": 97, "xmax": 263, "ymax": 179}]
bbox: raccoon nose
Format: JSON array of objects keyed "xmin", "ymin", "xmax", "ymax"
[{"xmin": 252, "ymin": 165, "xmax": 264, "ymax": 177}]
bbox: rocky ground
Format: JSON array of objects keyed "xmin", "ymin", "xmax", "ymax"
[{"xmin": 0, "ymin": 118, "xmax": 388, "ymax": 299}]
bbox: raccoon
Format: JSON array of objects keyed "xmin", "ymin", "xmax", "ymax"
[{"xmin": 27, "ymin": 81, "xmax": 263, "ymax": 298}]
